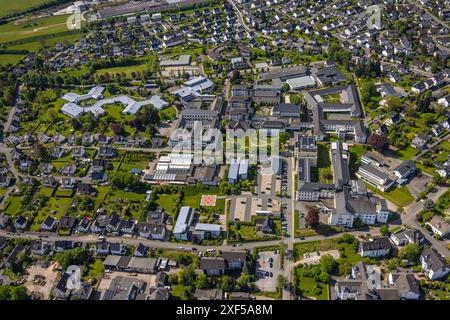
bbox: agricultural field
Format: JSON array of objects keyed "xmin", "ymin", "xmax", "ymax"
[
  {"xmin": 0, "ymin": 0, "xmax": 54, "ymax": 18},
  {"xmin": 0, "ymin": 54, "xmax": 25, "ymax": 66},
  {"xmin": 0, "ymin": 14, "xmax": 81, "ymax": 52}
]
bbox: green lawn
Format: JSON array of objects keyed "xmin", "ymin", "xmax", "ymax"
[
  {"xmin": 182, "ymin": 186, "xmax": 224, "ymax": 211},
  {"xmin": 118, "ymin": 152, "xmax": 153, "ymax": 172},
  {"xmin": 94, "ymin": 64, "xmax": 150, "ymax": 77},
  {"xmin": 54, "ymin": 188, "xmax": 74, "ymax": 197},
  {"xmin": 171, "ymin": 285, "xmax": 190, "ymax": 300},
  {"xmin": 0, "ymin": 14, "xmax": 72, "ymax": 44},
  {"xmin": 2, "ymin": 195, "xmax": 22, "ymax": 215},
  {"xmin": 93, "ymin": 186, "xmax": 109, "ymax": 209},
  {"xmin": 395, "ymin": 146, "xmax": 419, "ymax": 161},
  {"xmin": 311, "ymin": 143, "xmax": 331, "ymax": 182},
  {"xmin": 0, "ymin": 0, "xmax": 53, "ymax": 18},
  {"xmin": 0, "ymin": 54, "xmax": 24, "ymax": 66},
  {"xmin": 295, "ymin": 270, "xmax": 329, "ymax": 300},
  {"xmin": 366, "ymin": 184, "xmax": 415, "ymax": 207},
  {"xmin": 159, "ymin": 106, "xmax": 177, "ymax": 122},
  {"xmin": 107, "ymin": 189, "xmax": 147, "ymax": 202},
  {"xmin": 31, "ymin": 196, "xmax": 72, "ymax": 231},
  {"xmin": 156, "ymin": 193, "xmax": 179, "ymax": 216},
  {"xmin": 83, "ymin": 259, "xmax": 105, "ymax": 283}
]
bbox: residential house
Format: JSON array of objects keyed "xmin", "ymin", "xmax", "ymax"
[
  {"xmin": 411, "ymin": 134, "xmax": 430, "ymax": 150},
  {"xmin": 426, "ymin": 216, "xmax": 450, "ymax": 237},
  {"xmin": 200, "ymin": 257, "xmax": 226, "ymax": 276},
  {"xmin": 390, "ymin": 228, "xmax": 424, "ymax": 246},
  {"xmin": 14, "ymin": 216, "xmax": 27, "ymax": 230},
  {"xmin": 41, "ymin": 216, "xmax": 58, "ymax": 232},
  {"xmin": 420, "ymin": 248, "xmax": 450, "ymax": 280},
  {"xmin": 222, "ymin": 251, "xmax": 248, "ymax": 270},
  {"xmin": 358, "ymin": 237, "xmax": 393, "ymax": 258}
]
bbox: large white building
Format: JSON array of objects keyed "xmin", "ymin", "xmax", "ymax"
[
  {"xmin": 60, "ymin": 86, "xmax": 167, "ymax": 118},
  {"xmin": 173, "ymin": 206, "xmax": 194, "ymax": 241}
]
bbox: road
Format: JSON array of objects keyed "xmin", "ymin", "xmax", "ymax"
[
  {"xmin": 0, "ymin": 228, "xmax": 370, "ymax": 253},
  {"xmin": 402, "ymin": 185, "xmax": 450, "ymax": 257},
  {"xmin": 4, "ymin": 82, "xmax": 23, "ymax": 133},
  {"xmin": 282, "ymin": 157, "xmax": 296, "ymax": 300},
  {"xmin": 226, "ymin": 0, "xmax": 273, "ymax": 41}
]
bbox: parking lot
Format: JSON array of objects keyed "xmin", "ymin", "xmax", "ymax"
[
  {"xmin": 407, "ymin": 174, "xmax": 432, "ymax": 198},
  {"xmin": 280, "ymin": 161, "xmax": 288, "ymax": 194},
  {"xmin": 255, "ymin": 250, "xmax": 281, "ymax": 292}
]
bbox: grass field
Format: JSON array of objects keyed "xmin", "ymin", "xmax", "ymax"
[
  {"xmin": 396, "ymin": 146, "xmax": 419, "ymax": 161},
  {"xmin": 0, "ymin": 15, "xmax": 70, "ymax": 43},
  {"xmin": 0, "ymin": 14, "xmax": 82, "ymax": 52},
  {"xmin": 182, "ymin": 187, "xmax": 225, "ymax": 212},
  {"xmin": 0, "ymin": 54, "xmax": 25, "ymax": 66},
  {"xmin": 107, "ymin": 189, "xmax": 147, "ymax": 202},
  {"xmin": 159, "ymin": 106, "xmax": 177, "ymax": 121},
  {"xmin": 295, "ymin": 270, "xmax": 329, "ymax": 300},
  {"xmin": 95, "ymin": 64, "xmax": 150, "ymax": 77},
  {"xmin": 366, "ymin": 184, "xmax": 415, "ymax": 207},
  {"xmin": 83, "ymin": 259, "xmax": 105, "ymax": 283},
  {"xmin": 31, "ymin": 197, "xmax": 72, "ymax": 231},
  {"xmin": 171, "ymin": 285, "xmax": 190, "ymax": 300},
  {"xmin": 0, "ymin": 0, "xmax": 53, "ymax": 18},
  {"xmin": 156, "ymin": 194, "xmax": 179, "ymax": 216},
  {"xmin": 2, "ymin": 195, "xmax": 22, "ymax": 215}
]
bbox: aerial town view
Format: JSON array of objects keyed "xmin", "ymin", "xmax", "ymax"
[{"xmin": 0, "ymin": 0, "xmax": 449, "ymax": 306}]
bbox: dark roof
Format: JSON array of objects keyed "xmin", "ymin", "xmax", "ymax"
[
  {"xmin": 421, "ymin": 248, "xmax": 447, "ymax": 272},
  {"xmin": 360, "ymin": 237, "xmax": 393, "ymax": 252},
  {"xmin": 155, "ymin": 271, "xmax": 168, "ymax": 287},
  {"xmin": 222, "ymin": 251, "xmax": 248, "ymax": 264},
  {"xmin": 200, "ymin": 257, "xmax": 226, "ymax": 271},
  {"xmin": 135, "ymin": 243, "xmax": 147, "ymax": 256},
  {"xmin": 55, "ymin": 273, "xmax": 70, "ymax": 293},
  {"xmin": 394, "ymin": 160, "xmax": 416, "ymax": 176}
]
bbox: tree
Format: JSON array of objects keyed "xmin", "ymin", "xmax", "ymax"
[
  {"xmin": 176, "ymin": 253, "xmax": 193, "ymax": 266},
  {"xmin": 235, "ymin": 273, "xmax": 252, "ymax": 291},
  {"xmin": 54, "ymin": 248, "xmax": 89, "ymax": 269},
  {"xmin": 177, "ymin": 268, "xmax": 196, "ymax": 287},
  {"xmin": 110, "ymin": 172, "xmax": 142, "ymax": 190},
  {"xmin": 367, "ymin": 133, "xmax": 389, "ymax": 152},
  {"xmin": 0, "ymin": 286, "xmax": 28, "ymax": 300},
  {"xmin": 319, "ymin": 255, "xmax": 337, "ymax": 274},
  {"xmin": 423, "ymin": 199, "xmax": 435, "ymax": 211},
  {"xmin": 195, "ymin": 273, "xmax": 209, "ymax": 289},
  {"xmin": 380, "ymin": 225, "xmax": 390, "ymax": 236},
  {"xmin": 385, "ymin": 96, "xmax": 402, "ymax": 112},
  {"xmin": 34, "ymin": 143, "xmax": 48, "ymax": 160},
  {"xmin": 305, "ymin": 209, "xmax": 319, "ymax": 228},
  {"xmin": 399, "ymin": 243, "xmax": 421, "ymax": 263},
  {"xmin": 111, "ymin": 122, "xmax": 124, "ymax": 135},
  {"xmin": 218, "ymin": 275, "xmax": 234, "ymax": 292},
  {"xmin": 338, "ymin": 261, "xmax": 351, "ymax": 276}
]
